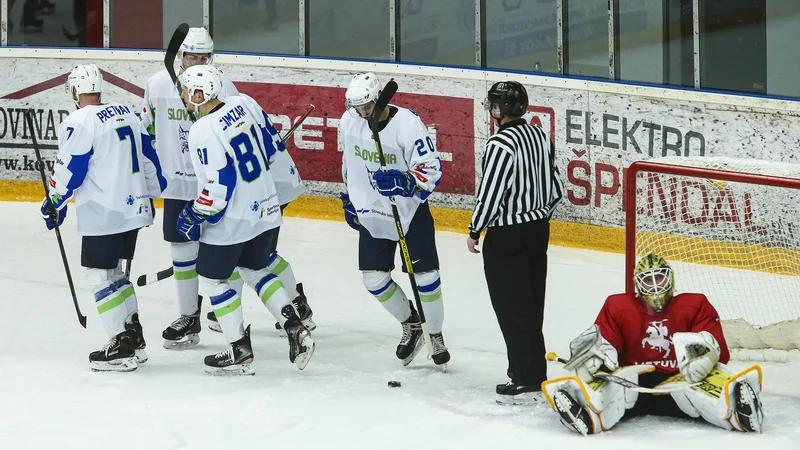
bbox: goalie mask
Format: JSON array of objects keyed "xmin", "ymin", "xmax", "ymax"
[
  {"xmin": 634, "ymin": 253, "xmax": 675, "ymax": 313},
  {"xmin": 65, "ymin": 64, "xmax": 103, "ymax": 108},
  {"xmin": 179, "ymin": 65, "xmax": 222, "ymax": 109},
  {"xmin": 345, "ymin": 72, "xmax": 381, "ymax": 119}
]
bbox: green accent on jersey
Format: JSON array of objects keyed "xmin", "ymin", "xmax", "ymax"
[
  {"xmin": 174, "ymin": 269, "xmax": 198, "ymax": 280},
  {"xmin": 214, "ymin": 296, "xmax": 242, "ymax": 318},
  {"xmin": 97, "ymin": 286, "xmax": 135, "ymax": 314},
  {"xmin": 167, "ymin": 107, "xmax": 203, "ymax": 121},
  {"xmin": 260, "ymin": 279, "xmax": 286, "ymax": 305},
  {"xmin": 375, "ymin": 282, "xmax": 398, "ymax": 302},
  {"xmin": 354, "ymin": 145, "xmax": 396, "ymax": 165}
]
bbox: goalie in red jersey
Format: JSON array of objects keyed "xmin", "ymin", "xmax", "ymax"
[{"xmin": 542, "ymin": 253, "xmax": 764, "ymax": 435}]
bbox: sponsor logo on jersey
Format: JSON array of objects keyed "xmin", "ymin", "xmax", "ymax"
[
  {"xmin": 366, "ymin": 165, "xmax": 379, "ymax": 191},
  {"xmin": 196, "ymin": 189, "xmax": 213, "ymax": 207},
  {"xmin": 126, "ymin": 195, "xmax": 135, "ymax": 206},
  {"xmin": 178, "ymin": 125, "xmax": 190, "ymax": 154},
  {"xmin": 167, "ymin": 108, "xmax": 194, "ymax": 121},
  {"xmin": 354, "ymin": 145, "xmax": 397, "ymax": 165},
  {"xmin": 641, "ymin": 319, "xmax": 672, "ymax": 358}
]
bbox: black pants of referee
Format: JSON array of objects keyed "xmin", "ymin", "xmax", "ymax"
[{"xmin": 483, "ymin": 219, "xmax": 550, "ymax": 388}]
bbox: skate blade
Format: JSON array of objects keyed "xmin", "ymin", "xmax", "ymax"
[
  {"xmin": 204, "ymin": 363, "xmax": 255, "ymax": 376},
  {"xmin": 554, "ymin": 392, "xmax": 588, "ymax": 436},
  {"xmin": 401, "ymin": 338, "xmax": 426, "ymax": 367},
  {"xmin": 208, "ymin": 321, "xmax": 223, "ymax": 333},
  {"xmin": 135, "ymin": 349, "xmax": 149, "ymax": 364},
  {"xmin": 495, "ymin": 392, "xmax": 545, "ymax": 406},
  {"xmin": 302, "ymin": 316, "xmax": 317, "ymax": 331},
  {"xmin": 294, "ymin": 339, "xmax": 316, "ymax": 371},
  {"xmin": 90, "ymin": 357, "xmax": 138, "ymax": 372},
  {"xmin": 162, "ymin": 334, "xmax": 200, "ymax": 349}
]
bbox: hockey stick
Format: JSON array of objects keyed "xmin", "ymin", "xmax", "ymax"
[
  {"xmin": 369, "ymin": 80, "xmax": 435, "ymax": 359},
  {"xmin": 27, "ymin": 109, "xmax": 87, "ymax": 328},
  {"xmin": 164, "ymin": 23, "xmax": 195, "ymax": 122},
  {"xmin": 124, "ymin": 259, "xmax": 132, "ymax": 280},
  {"xmin": 280, "ymin": 104, "xmax": 314, "ymax": 143},
  {"xmin": 136, "ymin": 266, "xmax": 173, "ymax": 287},
  {"xmin": 547, "ymin": 352, "xmax": 697, "ymax": 394}
]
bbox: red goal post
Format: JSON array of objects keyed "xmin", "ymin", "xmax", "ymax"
[{"xmin": 624, "ymin": 157, "xmax": 800, "ymax": 357}]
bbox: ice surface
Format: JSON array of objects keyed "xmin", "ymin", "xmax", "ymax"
[{"xmin": 1, "ymin": 202, "xmax": 798, "ymax": 449}]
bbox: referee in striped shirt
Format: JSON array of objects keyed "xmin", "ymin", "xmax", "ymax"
[{"xmin": 468, "ymin": 81, "xmax": 565, "ymax": 403}]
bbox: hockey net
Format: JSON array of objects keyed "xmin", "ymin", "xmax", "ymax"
[{"xmin": 625, "ymin": 157, "xmax": 800, "ymax": 360}]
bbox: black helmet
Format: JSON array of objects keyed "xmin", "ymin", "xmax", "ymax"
[{"xmin": 486, "ymin": 81, "xmax": 528, "ymax": 117}]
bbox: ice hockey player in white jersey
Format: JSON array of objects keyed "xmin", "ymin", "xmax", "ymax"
[
  {"xmin": 176, "ymin": 65, "xmax": 314, "ymax": 375},
  {"xmin": 141, "ymin": 26, "xmax": 244, "ymax": 349},
  {"xmin": 338, "ymin": 72, "xmax": 450, "ymax": 367},
  {"xmin": 40, "ymin": 64, "xmax": 165, "ymax": 372}
]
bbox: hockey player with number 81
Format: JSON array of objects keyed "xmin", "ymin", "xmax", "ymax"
[{"xmin": 541, "ymin": 253, "xmax": 764, "ymax": 435}]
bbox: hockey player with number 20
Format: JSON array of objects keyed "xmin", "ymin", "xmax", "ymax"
[
  {"xmin": 338, "ymin": 72, "xmax": 449, "ymax": 367},
  {"xmin": 177, "ymin": 65, "xmax": 314, "ymax": 375},
  {"xmin": 40, "ymin": 64, "xmax": 165, "ymax": 372},
  {"xmin": 542, "ymin": 253, "xmax": 764, "ymax": 435}
]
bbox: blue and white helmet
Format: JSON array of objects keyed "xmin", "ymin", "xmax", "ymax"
[
  {"xmin": 179, "ymin": 65, "xmax": 222, "ymax": 108},
  {"xmin": 345, "ymin": 72, "xmax": 381, "ymax": 108},
  {"xmin": 180, "ymin": 27, "xmax": 215, "ymax": 68},
  {"xmin": 65, "ymin": 64, "xmax": 103, "ymax": 108}
]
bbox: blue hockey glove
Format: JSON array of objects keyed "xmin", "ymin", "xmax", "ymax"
[
  {"xmin": 372, "ymin": 169, "xmax": 417, "ymax": 198},
  {"xmin": 176, "ymin": 201, "xmax": 206, "ymax": 241},
  {"xmin": 339, "ymin": 192, "xmax": 360, "ymax": 231},
  {"xmin": 40, "ymin": 198, "xmax": 66, "ymax": 230}
]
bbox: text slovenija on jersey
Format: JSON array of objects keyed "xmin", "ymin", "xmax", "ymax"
[
  {"xmin": 339, "ymin": 106, "xmax": 442, "ymax": 240},
  {"xmin": 48, "ymin": 103, "xmax": 165, "ymax": 236},
  {"xmin": 594, "ymin": 292, "xmax": 731, "ymax": 373},
  {"xmin": 187, "ymin": 94, "xmax": 284, "ymax": 246}
]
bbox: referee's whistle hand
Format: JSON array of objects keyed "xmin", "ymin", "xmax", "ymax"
[{"xmin": 467, "ymin": 237, "xmax": 480, "ymax": 254}]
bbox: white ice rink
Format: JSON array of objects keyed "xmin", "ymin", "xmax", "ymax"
[{"xmin": 1, "ymin": 202, "xmax": 798, "ymax": 449}]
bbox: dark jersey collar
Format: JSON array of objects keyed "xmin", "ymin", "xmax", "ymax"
[{"xmin": 498, "ymin": 118, "xmax": 526, "ymax": 132}]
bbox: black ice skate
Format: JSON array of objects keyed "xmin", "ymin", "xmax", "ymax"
[
  {"xmin": 162, "ymin": 313, "xmax": 201, "ymax": 349},
  {"xmin": 206, "ymin": 310, "xmax": 222, "ymax": 333},
  {"xmin": 397, "ymin": 309, "xmax": 424, "ymax": 366},
  {"xmin": 430, "ymin": 333, "xmax": 450, "ymax": 368},
  {"xmin": 554, "ymin": 389, "xmax": 594, "ymax": 435},
  {"xmin": 495, "ymin": 381, "xmax": 544, "ymax": 406},
  {"xmin": 124, "ymin": 313, "xmax": 148, "ymax": 364},
  {"xmin": 734, "ymin": 381, "xmax": 763, "ymax": 433},
  {"xmin": 282, "ymin": 305, "xmax": 315, "ymax": 370},
  {"xmin": 274, "ymin": 283, "xmax": 316, "ymax": 337},
  {"xmin": 204, "ymin": 325, "xmax": 255, "ymax": 376},
  {"xmin": 89, "ymin": 332, "xmax": 137, "ymax": 372}
]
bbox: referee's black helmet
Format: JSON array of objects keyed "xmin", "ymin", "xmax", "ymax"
[{"xmin": 486, "ymin": 81, "xmax": 528, "ymax": 117}]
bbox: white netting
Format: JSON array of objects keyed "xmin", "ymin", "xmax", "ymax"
[{"xmin": 632, "ymin": 156, "xmax": 800, "ymax": 353}]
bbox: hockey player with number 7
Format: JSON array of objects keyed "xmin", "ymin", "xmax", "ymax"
[
  {"xmin": 542, "ymin": 253, "xmax": 764, "ymax": 435},
  {"xmin": 338, "ymin": 72, "xmax": 449, "ymax": 367},
  {"xmin": 177, "ymin": 65, "xmax": 314, "ymax": 375}
]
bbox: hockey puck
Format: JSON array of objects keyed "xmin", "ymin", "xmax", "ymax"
[{"xmin": 388, "ymin": 381, "xmax": 402, "ymax": 388}]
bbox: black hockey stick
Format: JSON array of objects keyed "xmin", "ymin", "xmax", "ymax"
[
  {"xmin": 546, "ymin": 352, "xmax": 697, "ymax": 394},
  {"xmin": 136, "ymin": 266, "xmax": 174, "ymax": 287},
  {"xmin": 165, "ymin": 23, "xmax": 196, "ymax": 122},
  {"xmin": 26, "ymin": 109, "xmax": 87, "ymax": 328},
  {"xmin": 369, "ymin": 80, "xmax": 434, "ymax": 359}
]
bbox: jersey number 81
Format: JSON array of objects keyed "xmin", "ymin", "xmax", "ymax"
[{"xmin": 229, "ymin": 124, "xmax": 274, "ymax": 183}]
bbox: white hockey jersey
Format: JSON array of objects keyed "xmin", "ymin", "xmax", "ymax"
[
  {"xmin": 187, "ymin": 94, "xmax": 284, "ymax": 246},
  {"xmin": 48, "ymin": 103, "xmax": 165, "ymax": 236},
  {"xmin": 261, "ymin": 110, "xmax": 305, "ymax": 205},
  {"xmin": 141, "ymin": 68, "xmax": 238, "ymax": 201},
  {"xmin": 339, "ymin": 106, "xmax": 442, "ymax": 240}
]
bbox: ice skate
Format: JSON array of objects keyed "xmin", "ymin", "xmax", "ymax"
[
  {"xmin": 162, "ymin": 313, "xmax": 201, "ymax": 349},
  {"xmin": 282, "ymin": 305, "xmax": 315, "ymax": 370},
  {"xmin": 495, "ymin": 381, "xmax": 544, "ymax": 406},
  {"xmin": 89, "ymin": 332, "xmax": 137, "ymax": 372},
  {"xmin": 554, "ymin": 389, "xmax": 594, "ymax": 435},
  {"xmin": 734, "ymin": 381, "xmax": 763, "ymax": 433},
  {"xmin": 204, "ymin": 325, "xmax": 254, "ymax": 376},
  {"xmin": 125, "ymin": 313, "xmax": 148, "ymax": 364},
  {"xmin": 430, "ymin": 333, "xmax": 450, "ymax": 370},
  {"xmin": 274, "ymin": 283, "xmax": 315, "ymax": 337},
  {"xmin": 396, "ymin": 309, "xmax": 424, "ymax": 366},
  {"xmin": 206, "ymin": 310, "xmax": 222, "ymax": 333}
]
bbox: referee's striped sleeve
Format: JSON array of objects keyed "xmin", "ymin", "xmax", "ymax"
[{"xmin": 469, "ymin": 141, "xmax": 514, "ymax": 234}]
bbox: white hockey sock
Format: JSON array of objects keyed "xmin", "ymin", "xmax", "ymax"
[
  {"xmin": 363, "ymin": 271, "xmax": 412, "ymax": 323},
  {"xmin": 415, "ymin": 270, "xmax": 444, "ymax": 334},
  {"xmin": 87, "ymin": 268, "xmax": 131, "ymax": 338},
  {"xmin": 200, "ymin": 276, "xmax": 243, "ymax": 343},
  {"xmin": 113, "ymin": 260, "xmax": 138, "ymax": 323},
  {"xmin": 240, "ymin": 267, "xmax": 294, "ymax": 326},
  {"xmin": 171, "ymin": 241, "xmax": 200, "ymax": 316},
  {"xmin": 229, "ymin": 269, "xmax": 245, "ymax": 301},
  {"xmin": 267, "ymin": 252, "xmax": 299, "ymax": 298}
]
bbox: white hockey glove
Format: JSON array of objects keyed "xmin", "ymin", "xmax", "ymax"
[
  {"xmin": 564, "ymin": 325, "xmax": 619, "ymax": 383},
  {"xmin": 672, "ymin": 331, "xmax": 721, "ymax": 383}
]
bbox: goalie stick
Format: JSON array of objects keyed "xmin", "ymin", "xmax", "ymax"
[
  {"xmin": 26, "ymin": 109, "xmax": 87, "ymax": 328},
  {"xmin": 547, "ymin": 352, "xmax": 698, "ymax": 394}
]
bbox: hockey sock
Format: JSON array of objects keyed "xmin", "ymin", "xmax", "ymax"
[
  {"xmin": 114, "ymin": 260, "xmax": 139, "ymax": 323},
  {"xmin": 415, "ymin": 270, "xmax": 444, "ymax": 334},
  {"xmin": 87, "ymin": 268, "xmax": 132, "ymax": 338},
  {"xmin": 363, "ymin": 271, "xmax": 412, "ymax": 323},
  {"xmin": 171, "ymin": 241, "xmax": 200, "ymax": 315},
  {"xmin": 267, "ymin": 252, "xmax": 299, "ymax": 298},
  {"xmin": 229, "ymin": 269, "xmax": 245, "ymax": 301},
  {"xmin": 240, "ymin": 268, "xmax": 294, "ymax": 326},
  {"xmin": 200, "ymin": 276, "xmax": 243, "ymax": 343}
]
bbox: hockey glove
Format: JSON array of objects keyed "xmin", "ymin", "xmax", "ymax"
[
  {"xmin": 372, "ymin": 169, "xmax": 417, "ymax": 198},
  {"xmin": 339, "ymin": 192, "xmax": 360, "ymax": 231},
  {"xmin": 672, "ymin": 331, "xmax": 720, "ymax": 383},
  {"xmin": 40, "ymin": 198, "xmax": 67, "ymax": 230},
  {"xmin": 565, "ymin": 325, "xmax": 619, "ymax": 383},
  {"xmin": 176, "ymin": 201, "xmax": 207, "ymax": 241}
]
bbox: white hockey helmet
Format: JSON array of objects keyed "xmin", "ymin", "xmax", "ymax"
[
  {"xmin": 345, "ymin": 72, "xmax": 381, "ymax": 107},
  {"xmin": 180, "ymin": 27, "xmax": 214, "ymax": 68},
  {"xmin": 65, "ymin": 64, "xmax": 103, "ymax": 108},
  {"xmin": 179, "ymin": 65, "xmax": 222, "ymax": 109}
]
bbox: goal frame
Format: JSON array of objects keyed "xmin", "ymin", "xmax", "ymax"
[{"xmin": 624, "ymin": 160, "xmax": 800, "ymax": 295}]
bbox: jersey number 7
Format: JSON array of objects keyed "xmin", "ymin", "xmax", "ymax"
[
  {"xmin": 116, "ymin": 125, "xmax": 140, "ymax": 173},
  {"xmin": 230, "ymin": 124, "xmax": 274, "ymax": 183}
]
